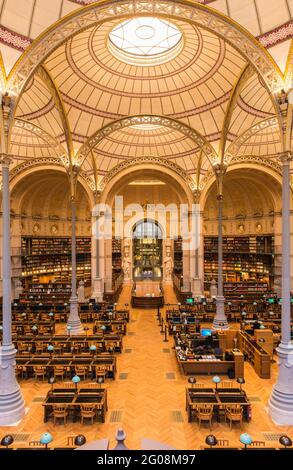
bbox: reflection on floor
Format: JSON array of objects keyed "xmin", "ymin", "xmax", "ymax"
[{"xmin": 0, "ymin": 284, "xmax": 292, "ymax": 450}]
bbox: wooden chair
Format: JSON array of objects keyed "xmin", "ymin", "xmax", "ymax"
[
  {"xmin": 193, "ymin": 383, "xmax": 205, "ymax": 389},
  {"xmin": 59, "ymin": 382, "xmax": 75, "ymax": 389},
  {"xmin": 35, "ymin": 343, "xmax": 44, "ymax": 354},
  {"xmin": 249, "ymin": 441, "xmax": 265, "ymax": 447},
  {"xmin": 53, "ymin": 405, "xmax": 69, "ymax": 425},
  {"xmin": 15, "ymin": 365, "xmax": 25, "ymax": 379},
  {"xmin": 216, "ymin": 439, "xmax": 229, "ymax": 447},
  {"xmin": 29, "ymin": 440, "xmax": 46, "ymax": 447},
  {"xmin": 195, "ymin": 405, "xmax": 214, "ymax": 430},
  {"xmin": 33, "ymin": 366, "xmax": 46, "ymax": 381},
  {"xmin": 54, "ymin": 366, "xmax": 66, "ymax": 381},
  {"xmin": 80, "ymin": 405, "xmax": 96, "ymax": 425},
  {"xmin": 221, "ymin": 381, "xmax": 233, "ymax": 389},
  {"xmin": 95, "ymin": 366, "xmax": 107, "ymax": 381},
  {"xmin": 75, "ymin": 366, "xmax": 89, "ymax": 380},
  {"xmin": 225, "ymin": 405, "xmax": 243, "ymax": 429},
  {"xmin": 85, "ymin": 383, "xmax": 100, "ymax": 389}
]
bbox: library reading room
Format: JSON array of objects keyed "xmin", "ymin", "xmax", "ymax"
[{"xmin": 1, "ymin": 0, "xmax": 293, "ymax": 458}]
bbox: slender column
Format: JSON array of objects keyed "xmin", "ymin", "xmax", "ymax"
[
  {"xmin": 190, "ymin": 200, "xmax": 204, "ymax": 297},
  {"xmin": 67, "ymin": 196, "xmax": 83, "ymax": 334},
  {"xmin": 0, "ymin": 155, "xmax": 25, "ymax": 425},
  {"xmin": 213, "ymin": 168, "xmax": 228, "ymax": 330},
  {"xmin": 91, "ymin": 212, "xmax": 105, "ymax": 301},
  {"xmin": 269, "ymin": 151, "xmax": 293, "ymax": 424}
]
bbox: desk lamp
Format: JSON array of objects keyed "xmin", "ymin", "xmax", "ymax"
[
  {"xmin": 48, "ymin": 312, "xmax": 54, "ymax": 318},
  {"xmin": 97, "ymin": 376, "xmax": 104, "ymax": 389},
  {"xmin": 90, "ymin": 344, "xmax": 97, "ymax": 356},
  {"xmin": 212, "ymin": 376, "xmax": 221, "ymax": 390},
  {"xmin": 74, "ymin": 435, "xmax": 86, "ymax": 447},
  {"xmin": 188, "ymin": 376, "xmax": 196, "ymax": 389},
  {"xmin": 205, "ymin": 435, "xmax": 218, "ymax": 448},
  {"xmin": 240, "ymin": 433, "xmax": 252, "ymax": 450},
  {"xmin": 100, "ymin": 325, "xmax": 106, "ymax": 337},
  {"xmin": 67, "ymin": 325, "xmax": 72, "ymax": 337},
  {"xmin": 72, "ymin": 374, "xmax": 80, "ymax": 391},
  {"xmin": 236, "ymin": 377, "xmax": 245, "ymax": 392},
  {"xmin": 47, "ymin": 344, "xmax": 54, "ymax": 356},
  {"xmin": 40, "ymin": 432, "xmax": 53, "ymax": 450},
  {"xmin": 279, "ymin": 435, "xmax": 293, "ymax": 449},
  {"xmin": 84, "ymin": 326, "xmax": 89, "ymax": 337},
  {"xmin": 0, "ymin": 435, "xmax": 14, "ymax": 449},
  {"xmin": 48, "ymin": 376, "xmax": 55, "ymax": 393}
]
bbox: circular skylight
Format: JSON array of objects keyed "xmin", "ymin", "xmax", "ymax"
[{"xmin": 108, "ymin": 17, "xmax": 183, "ymax": 66}]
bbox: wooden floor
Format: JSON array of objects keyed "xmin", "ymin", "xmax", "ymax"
[{"xmin": 1, "ymin": 284, "xmax": 292, "ymax": 450}]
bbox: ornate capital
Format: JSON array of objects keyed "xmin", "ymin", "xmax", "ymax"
[
  {"xmin": 192, "ymin": 189, "xmax": 201, "ymax": 204},
  {"xmin": 213, "ymin": 163, "xmax": 227, "ymax": 177},
  {"xmin": 0, "ymin": 154, "xmax": 12, "ymax": 167},
  {"xmin": 278, "ymin": 151, "xmax": 293, "ymax": 164}
]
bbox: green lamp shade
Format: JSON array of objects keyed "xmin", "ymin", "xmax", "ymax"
[
  {"xmin": 67, "ymin": 325, "xmax": 72, "ymax": 330},
  {"xmin": 90, "ymin": 345, "xmax": 97, "ymax": 351},
  {"xmin": 32, "ymin": 325, "xmax": 38, "ymax": 330},
  {"xmin": 47, "ymin": 345, "xmax": 54, "ymax": 352},
  {"xmin": 22, "ymin": 312, "xmax": 26, "ymax": 317},
  {"xmin": 72, "ymin": 375, "xmax": 81, "ymax": 384},
  {"xmin": 212, "ymin": 376, "xmax": 221, "ymax": 384},
  {"xmin": 240, "ymin": 433, "xmax": 252, "ymax": 445},
  {"xmin": 48, "ymin": 312, "xmax": 54, "ymax": 317},
  {"xmin": 100, "ymin": 325, "xmax": 106, "ymax": 330},
  {"xmin": 40, "ymin": 432, "xmax": 53, "ymax": 445}
]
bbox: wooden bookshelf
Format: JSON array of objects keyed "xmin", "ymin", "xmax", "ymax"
[
  {"xmin": 174, "ymin": 237, "xmax": 183, "ymax": 274},
  {"xmin": 112, "ymin": 238, "xmax": 122, "ymax": 281},
  {"xmin": 21, "ymin": 237, "xmax": 91, "ymax": 288},
  {"xmin": 204, "ymin": 235, "xmax": 274, "ymax": 292},
  {"xmin": 237, "ymin": 330, "xmax": 271, "ymax": 379}
]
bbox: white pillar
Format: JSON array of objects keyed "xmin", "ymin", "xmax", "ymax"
[
  {"xmin": 0, "ymin": 155, "xmax": 25, "ymax": 425},
  {"xmin": 213, "ymin": 168, "xmax": 229, "ymax": 330},
  {"xmin": 269, "ymin": 151, "xmax": 293, "ymax": 424},
  {"xmin": 67, "ymin": 197, "xmax": 83, "ymax": 334},
  {"xmin": 91, "ymin": 213, "xmax": 105, "ymax": 301},
  {"xmin": 190, "ymin": 206, "xmax": 204, "ymax": 297}
]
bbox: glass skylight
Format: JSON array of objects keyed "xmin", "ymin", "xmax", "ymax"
[{"xmin": 108, "ymin": 17, "xmax": 183, "ymax": 66}]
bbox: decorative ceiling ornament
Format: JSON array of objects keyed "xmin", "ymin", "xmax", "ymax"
[
  {"xmin": 7, "ymin": 0, "xmax": 283, "ymax": 99},
  {"xmin": 98, "ymin": 155, "xmax": 195, "ymax": 192}
]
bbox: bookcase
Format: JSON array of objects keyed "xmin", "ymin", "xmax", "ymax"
[
  {"xmin": 112, "ymin": 238, "xmax": 122, "ymax": 281},
  {"xmin": 21, "ymin": 237, "xmax": 91, "ymax": 288},
  {"xmin": 204, "ymin": 235, "xmax": 274, "ymax": 292},
  {"xmin": 237, "ymin": 330, "xmax": 271, "ymax": 378},
  {"xmin": 173, "ymin": 237, "xmax": 183, "ymax": 274}
]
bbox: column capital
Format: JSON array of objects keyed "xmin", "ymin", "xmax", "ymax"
[
  {"xmin": 192, "ymin": 189, "xmax": 201, "ymax": 204},
  {"xmin": 0, "ymin": 154, "xmax": 12, "ymax": 167},
  {"xmin": 278, "ymin": 151, "xmax": 293, "ymax": 164},
  {"xmin": 213, "ymin": 163, "xmax": 227, "ymax": 177}
]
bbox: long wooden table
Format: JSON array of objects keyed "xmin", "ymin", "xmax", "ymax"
[
  {"xmin": 16, "ymin": 354, "xmax": 117, "ymax": 378},
  {"xmin": 186, "ymin": 387, "xmax": 251, "ymax": 423},
  {"xmin": 43, "ymin": 388, "xmax": 107, "ymax": 423}
]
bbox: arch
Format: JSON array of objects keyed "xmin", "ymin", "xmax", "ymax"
[
  {"xmin": 6, "ymin": 0, "xmax": 283, "ymax": 101},
  {"xmin": 133, "ymin": 218, "xmax": 164, "ymax": 239},
  {"xmin": 9, "ymin": 161, "xmax": 95, "ymax": 209},
  {"xmin": 9, "ymin": 66, "xmax": 73, "ymax": 163},
  {"xmin": 101, "ymin": 165, "xmax": 193, "ymax": 208},
  {"xmin": 224, "ymin": 116, "xmax": 280, "ymax": 163},
  {"xmin": 12, "ymin": 118, "xmax": 68, "ymax": 164},
  {"xmin": 200, "ymin": 162, "xmax": 283, "ymax": 210},
  {"xmin": 76, "ymin": 114, "xmax": 218, "ymax": 171}
]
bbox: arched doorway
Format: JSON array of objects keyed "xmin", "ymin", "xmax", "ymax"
[{"xmin": 132, "ymin": 219, "xmax": 163, "ymax": 281}]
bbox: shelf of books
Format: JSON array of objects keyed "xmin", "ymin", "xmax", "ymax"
[
  {"xmin": 112, "ymin": 238, "xmax": 122, "ymax": 281},
  {"xmin": 21, "ymin": 237, "xmax": 91, "ymax": 289},
  {"xmin": 173, "ymin": 237, "xmax": 183, "ymax": 275},
  {"xmin": 204, "ymin": 235, "xmax": 274, "ymax": 298}
]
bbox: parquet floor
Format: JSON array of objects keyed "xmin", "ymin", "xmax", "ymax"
[{"xmin": 0, "ymin": 284, "xmax": 292, "ymax": 450}]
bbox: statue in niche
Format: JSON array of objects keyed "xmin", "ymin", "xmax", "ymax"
[
  {"xmin": 123, "ymin": 242, "xmax": 131, "ymax": 280},
  {"xmin": 164, "ymin": 245, "xmax": 173, "ymax": 281},
  {"xmin": 77, "ymin": 280, "xmax": 85, "ymax": 303}
]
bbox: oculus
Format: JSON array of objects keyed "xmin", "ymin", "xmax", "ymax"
[{"xmin": 108, "ymin": 17, "xmax": 183, "ymax": 66}]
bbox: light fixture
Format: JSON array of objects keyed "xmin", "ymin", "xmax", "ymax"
[
  {"xmin": 0, "ymin": 435, "xmax": 14, "ymax": 448},
  {"xmin": 205, "ymin": 435, "xmax": 218, "ymax": 448},
  {"xmin": 74, "ymin": 435, "xmax": 86, "ymax": 447},
  {"xmin": 72, "ymin": 375, "xmax": 81, "ymax": 391},
  {"xmin": 212, "ymin": 376, "xmax": 221, "ymax": 390},
  {"xmin": 240, "ymin": 433, "xmax": 252, "ymax": 449},
  {"xmin": 40, "ymin": 432, "xmax": 53, "ymax": 449},
  {"xmin": 279, "ymin": 435, "xmax": 293, "ymax": 449},
  {"xmin": 236, "ymin": 377, "xmax": 245, "ymax": 392}
]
